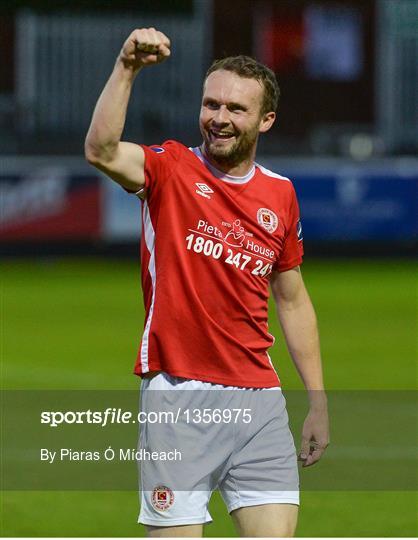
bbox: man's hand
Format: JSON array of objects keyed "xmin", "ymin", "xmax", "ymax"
[
  {"xmin": 119, "ymin": 27, "xmax": 171, "ymax": 71},
  {"xmin": 298, "ymin": 405, "xmax": 329, "ymax": 467}
]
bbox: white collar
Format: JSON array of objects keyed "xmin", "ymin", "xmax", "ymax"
[{"xmin": 190, "ymin": 146, "xmax": 255, "ymax": 184}]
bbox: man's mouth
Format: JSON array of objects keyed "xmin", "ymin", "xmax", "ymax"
[{"xmin": 209, "ymin": 129, "xmax": 236, "ymax": 142}]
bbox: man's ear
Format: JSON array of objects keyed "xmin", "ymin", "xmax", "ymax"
[{"xmin": 259, "ymin": 111, "xmax": 276, "ymax": 133}]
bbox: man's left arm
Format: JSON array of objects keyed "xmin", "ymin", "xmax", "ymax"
[{"xmin": 270, "ymin": 266, "xmax": 329, "ymax": 467}]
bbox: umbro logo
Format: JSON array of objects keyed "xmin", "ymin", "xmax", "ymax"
[{"xmin": 195, "ymin": 183, "xmax": 214, "ymax": 199}]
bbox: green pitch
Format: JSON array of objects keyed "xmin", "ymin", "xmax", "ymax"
[{"xmin": 2, "ymin": 258, "xmax": 417, "ymax": 536}]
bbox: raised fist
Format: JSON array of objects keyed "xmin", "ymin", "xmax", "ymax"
[{"xmin": 119, "ymin": 28, "xmax": 171, "ymax": 70}]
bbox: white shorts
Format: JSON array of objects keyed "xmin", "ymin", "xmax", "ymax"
[{"xmin": 138, "ymin": 372, "xmax": 299, "ymax": 527}]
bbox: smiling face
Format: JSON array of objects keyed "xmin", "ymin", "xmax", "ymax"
[{"xmin": 199, "ymin": 70, "xmax": 275, "ymax": 172}]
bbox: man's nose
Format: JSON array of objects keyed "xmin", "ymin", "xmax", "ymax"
[{"xmin": 213, "ymin": 105, "xmax": 230, "ymax": 124}]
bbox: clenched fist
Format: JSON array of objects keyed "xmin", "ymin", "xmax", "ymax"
[{"xmin": 119, "ymin": 28, "xmax": 171, "ymax": 71}]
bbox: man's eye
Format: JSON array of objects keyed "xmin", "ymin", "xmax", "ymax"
[{"xmin": 206, "ymin": 101, "xmax": 218, "ymax": 109}]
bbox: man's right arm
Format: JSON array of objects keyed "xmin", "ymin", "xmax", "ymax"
[{"xmin": 84, "ymin": 28, "xmax": 171, "ymax": 193}]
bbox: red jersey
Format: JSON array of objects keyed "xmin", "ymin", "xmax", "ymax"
[{"xmin": 134, "ymin": 140, "xmax": 303, "ymax": 388}]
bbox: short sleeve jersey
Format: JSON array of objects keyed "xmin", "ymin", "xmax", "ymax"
[{"xmin": 135, "ymin": 140, "xmax": 303, "ymax": 388}]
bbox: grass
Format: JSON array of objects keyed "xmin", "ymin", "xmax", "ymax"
[{"xmin": 1, "ymin": 258, "xmax": 417, "ymax": 536}]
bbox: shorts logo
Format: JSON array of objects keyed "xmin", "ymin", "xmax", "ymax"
[
  {"xmin": 257, "ymin": 208, "xmax": 278, "ymax": 233},
  {"xmin": 152, "ymin": 486, "xmax": 174, "ymax": 511},
  {"xmin": 150, "ymin": 146, "xmax": 165, "ymax": 153},
  {"xmin": 195, "ymin": 183, "xmax": 214, "ymax": 199}
]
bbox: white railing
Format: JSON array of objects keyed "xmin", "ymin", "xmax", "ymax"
[
  {"xmin": 15, "ymin": 3, "xmax": 212, "ymax": 144},
  {"xmin": 376, "ymin": 0, "xmax": 418, "ymax": 153}
]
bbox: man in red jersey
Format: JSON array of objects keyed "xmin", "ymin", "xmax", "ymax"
[{"xmin": 85, "ymin": 27, "xmax": 329, "ymax": 537}]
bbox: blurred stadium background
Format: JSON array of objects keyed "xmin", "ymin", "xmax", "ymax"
[{"xmin": 1, "ymin": 0, "xmax": 417, "ymax": 537}]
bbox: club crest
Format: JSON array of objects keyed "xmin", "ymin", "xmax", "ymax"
[
  {"xmin": 257, "ymin": 208, "xmax": 278, "ymax": 233},
  {"xmin": 152, "ymin": 485, "xmax": 174, "ymax": 511}
]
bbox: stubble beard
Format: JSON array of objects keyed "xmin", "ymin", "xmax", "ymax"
[{"xmin": 203, "ymin": 123, "xmax": 260, "ymax": 169}]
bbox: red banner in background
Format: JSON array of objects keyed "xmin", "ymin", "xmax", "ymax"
[{"xmin": 0, "ymin": 167, "xmax": 101, "ymax": 240}]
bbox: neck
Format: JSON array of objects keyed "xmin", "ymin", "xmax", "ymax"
[{"xmin": 200, "ymin": 144, "xmax": 255, "ymax": 177}]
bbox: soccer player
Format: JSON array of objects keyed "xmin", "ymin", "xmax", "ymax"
[{"xmin": 85, "ymin": 28, "xmax": 329, "ymax": 538}]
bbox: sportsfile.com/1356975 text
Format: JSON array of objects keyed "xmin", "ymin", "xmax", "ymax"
[{"xmin": 40, "ymin": 408, "xmax": 253, "ymax": 427}]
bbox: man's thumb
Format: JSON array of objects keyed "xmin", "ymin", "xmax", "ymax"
[{"xmin": 299, "ymin": 437, "xmax": 310, "ymax": 460}]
